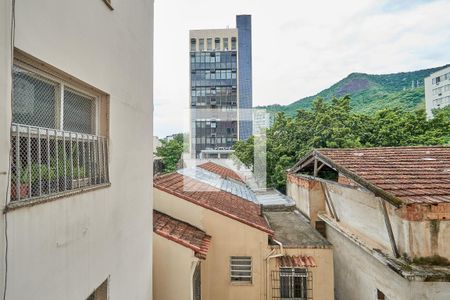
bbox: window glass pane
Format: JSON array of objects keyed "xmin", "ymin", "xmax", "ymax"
[
  {"xmin": 190, "ymin": 38, "xmax": 196, "ymax": 51},
  {"xmin": 199, "ymin": 39, "xmax": 204, "ymax": 50},
  {"xmin": 63, "ymin": 88, "xmax": 96, "ymax": 134},
  {"xmin": 12, "ymin": 65, "xmax": 57, "ymax": 129},
  {"xmin": 231, "ymin": 37, "xmax": 237, "ymax": 50},
  {"xmin": 207, "ymin": 38, "xmax": 212, "ymax": 50},
  {"xmin": 223, "ymin": 38, "xmax": 229, "ymax": 50}
]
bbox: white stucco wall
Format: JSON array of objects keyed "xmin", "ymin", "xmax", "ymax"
[
  {"xmin": 326, "ymin": 224, "xmax": 450, "ymax": 300},
  {"xmin": 1, "ymin": 1, "xmax": 154, "ymax": 299}
]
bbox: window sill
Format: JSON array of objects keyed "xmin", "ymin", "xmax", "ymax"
[
  {"xmin": 230, "ymin": 281, "xmax": 253, "ymax": 286},
  {"xmin": 4, "ymin": 183, "xmax": 111, "ymax": 213}
]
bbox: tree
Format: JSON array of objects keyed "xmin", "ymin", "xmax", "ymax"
[
  {"xmin": 156, "ymin": 134, "xmax": 185, "ymax": 173},
  {"xmin": 234, "ymin": 96, "xmax": 450, "ymax": 191}
]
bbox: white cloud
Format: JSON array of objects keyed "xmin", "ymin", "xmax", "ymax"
[{"xmin": 154, "ymin": 0, "xmax": 450, "ymax": 137}]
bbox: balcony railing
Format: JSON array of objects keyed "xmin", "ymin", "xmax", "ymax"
[{"xmin": 10, "ymin": 123, "xmax": 109, "ymax": 202}]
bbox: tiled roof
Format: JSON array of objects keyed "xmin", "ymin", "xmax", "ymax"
[
  {"xmin": 154, "ymin": 172, "xmax": 273, "ymax": 234},
  {"xmin": 153, "ymin": 210, "xmax": 211, "ymax": 259},
  {"xmin": 198, "ymin": 162, "xmax": 245, "ymax": 183},
  {"xmin": 316, "ymin": 146, "xmax": 450, "ymax": 205},
  {"xmin": 276, "ymin": 255, "xmax": 316, "ymax": 268}
]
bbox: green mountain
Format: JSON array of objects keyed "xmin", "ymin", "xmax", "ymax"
[{"xmin": 262, "ymin": 64, "xmax": 450, "ymax": 115}]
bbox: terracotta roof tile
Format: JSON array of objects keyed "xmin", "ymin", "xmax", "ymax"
[
  {"xmin": 153, "ymin": 210, "xmax": 211, "ymax": 259},
  {"xmin": 276, "ymin": 255, "xmax": 316, "ymax": 268},
  {"xmin": 154, "ymin": 173, "xmax": 273, "ymax": 234},
  {"xmin": 198, "ymin": 162, "xmax": 245, "ymax": 183},
  {"xmin": 317, "ymin": 146, "xmax": 450, "ymax": 204}
]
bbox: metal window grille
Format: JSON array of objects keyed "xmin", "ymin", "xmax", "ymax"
[
  {"xmin": 271, "ymin": 268, "xmax": 312, "ymax": 300},
  {"xmin": 10, "ymin": 64, "xmax": 108, "ymax": 202},
  {"xmin": 230, "ymin": 256, "xmax": 252, "ymax": 282}
]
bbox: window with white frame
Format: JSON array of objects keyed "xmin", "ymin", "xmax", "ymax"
[
  {"xmin": 10, "ymin": 56, "xmax": 109, "ymax": 203},
  {"xmin": 230, "ymin": 256, "xmax": 252, "ymax": 283}
]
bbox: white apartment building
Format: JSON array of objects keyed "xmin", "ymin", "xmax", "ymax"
[
  {"xmin": 424, "ymin": 65, "xmax": 450, "ymax": 118},
  {"xmin": 1, "ymin": 1, "xmax": 153, "ymax": 299}
]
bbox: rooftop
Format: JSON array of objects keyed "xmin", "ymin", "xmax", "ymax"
[
  {"xmin": 154, "ymin": 172, "xmax": 273, "ymax": 234},
  {"xmin": 264, "ymin": 210, "xmax": 331, "ymax": 248},
  {"xmin": 153, "ymin": 210, "xmax": 211, "ymax": 259},
  {"xmin": 293, "ymin": 146, "xmax": 450, "ymax": 205},
  {"xmin": 198, "ymin": 161, "xmax": 245, "ymax": 183}
]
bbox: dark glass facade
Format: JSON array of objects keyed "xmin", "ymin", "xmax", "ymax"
[
  {"xmin": 190, "ymin": 50, "xmax": 238, "ymax": 157},
  {"xmin": 236, "ymin": 15, "xmax": 253, "ymax": 141},
  {"xmin": 190, "ymin": 15, "xmax": 253, "ymax": 158}
]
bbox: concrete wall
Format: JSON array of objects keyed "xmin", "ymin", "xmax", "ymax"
[
  {"xmin": 1, "ymin": 1, "xmax": 154, "ymax": 299},
  {"xmin": 153, "ymin": 233, "xmax": 199, "ymax": 300},
  {"xmin": 154, "ymin": 188, "xmax": 270, "ymax": 300},
  {"xmin": 326, "ymin": 223, "xmax": 450, "ymax": 300},
  {"xmin": 287, "ymin": 174, "xmax": 326, "ymax": 225},
  {"xmin": 267, "ymin": 248, "xmax": 334, "ymax": 300},
  {"xmin": 289, "ymin": 174, "xmax": 450, "ymax": 258}
]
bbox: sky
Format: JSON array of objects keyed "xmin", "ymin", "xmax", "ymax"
[{"xmin": 154, "ymin": 0, "xmax": 450, "ymax": 138}]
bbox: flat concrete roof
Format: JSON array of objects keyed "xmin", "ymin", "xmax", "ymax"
[{"xmin": 264, "ymin": 210, "xmax": 332, "ymax": 249}]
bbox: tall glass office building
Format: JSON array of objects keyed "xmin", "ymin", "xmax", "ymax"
[{"xmin": 189, "ymin": 15, "xmax": 253, "ymax": 158}]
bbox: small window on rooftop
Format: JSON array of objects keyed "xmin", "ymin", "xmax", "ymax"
[
  {"xmin": 199, "ymin": 39, "xmax": 205, "ymax": 51},
  {"xmin": 231, "ymin": 37, "xmax": 237, "ymax": 50},
  {"xmin": 223, "ymin": 38, "xmax": 229, "ymax": 50},
  {"xmin": 207, "ymin": 38, "xmax": 212, "ymax": 51},
  {"xmin": 191, "ymin": 38, "xmax": 197, "ymax": 51}
]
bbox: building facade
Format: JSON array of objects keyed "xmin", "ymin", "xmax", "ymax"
[
  {"xmin": 0, "ymin": 1, "xmax": 154, "ymax": 299},
  {"xmin": 288, "ymin": 147, "xmax": 450, "ymax": 300},
  {"xmin": 153, "ymin": 162, "xmax": 334, "ymax": 300},
  {"xmin": 190, "ymin": 15, "xmax": 253, "ymax": 158},
  {"xmin": 425, "ymin": 65, "xmax": 450, "ymax": 118}
]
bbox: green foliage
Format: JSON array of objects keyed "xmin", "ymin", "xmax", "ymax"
[
  {"xmin": 412, "ymin": 255, "xmax": 450, "ymax": 266},
  {"xmin": 156, "ymin": 134, "xmax": 185, "ymax": 173},
  {"xmin": 234, "ymin": 97, "xmax": 450, "ymax": 191},
  {"xmin": 262, "ymin": 65, "xmax": 450, "ymax": 116}
]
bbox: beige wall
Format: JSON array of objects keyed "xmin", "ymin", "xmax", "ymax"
[
  {"xmin": 289, "ymin": 174, "xmax": 450, "ymax": 258},
  {"xmin": 1, "ymin": 0, "xmax": 154, "ymax": 299},
  {"xmin": 153, "ymin": 234, "xmax": 199, "ymax": 300},
  {"xmin": 267, "ymin": 248, "xmax": 334, "ymax": 300},
  {"xmin": 154, "ymin": 188, "xmax": 270, "ymax": 300}
]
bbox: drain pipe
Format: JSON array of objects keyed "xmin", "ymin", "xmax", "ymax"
[{"xmin": 265, "ymin": 239, "xmax": 285, "ymax": 300}]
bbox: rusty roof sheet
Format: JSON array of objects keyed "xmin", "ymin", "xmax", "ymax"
[
  {"xmin": 276, "ymin": 255, "xmax": 316, "ymax": 268},
  {"xmin": 198, "ymin": 161, "xmax": 245, "ymax": 183},
  {"xmin": 317, "ymin": 146, "xmax": 450, "ymax": 205},
  {"xmin": 153, "ymin": 210, "xmax": 211, "ymax": 259},
  {"xmin": 154, "ymin": 173, "xmax": 273, "ymax": 234}
]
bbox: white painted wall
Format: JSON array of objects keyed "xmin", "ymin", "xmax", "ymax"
[
  {"xmin": 327, "ymin": 224, "xmax": 450, "ymax": 300},
  {"xmin": 1, "ymin": 0, "xmax": 154, "ymax": 299}
]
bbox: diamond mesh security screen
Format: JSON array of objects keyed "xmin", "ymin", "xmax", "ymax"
[
  {"xmin": 12, "ymin": 65, "xmax": 57, "ymax": 129},
  {"xmin": 64, "ymin": 88, "xmax": 96, "ymax": 134},
  {"xmin": 10, "ymin": 64, "xmax": 108, "ymax": 202}
]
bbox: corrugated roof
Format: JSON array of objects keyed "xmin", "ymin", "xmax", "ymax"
[
  {"xmin": 198, "ymin": 161, "xmax": 245, "ymax": 183},
  {"xmin": 276, "ymin": 255, "xmax": 316, "ymax": 268},
  {"xmin": 153, "ymin": 210, "xmax": 211, "ymax": 259},
  {"xmin": 315, "ymin": 146, "xmax": 450, "ymax": 204},
  {"xmin": 154, "ymin": 173, "xmax": 273, "ymax": 234},
  {"xmin": 178, "ymin": 168, "xmax": 257, "ymax": 202}
]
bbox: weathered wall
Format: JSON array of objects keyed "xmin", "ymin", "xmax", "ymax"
[
  {"xmin": 287, "ymin": 174, "xmax": 326, "ymax": 224},
  {"xmin": 326, "ymin": 222, "xmax": 450, "ymax": 300},
  {"xmin": 153, "ymin": 233, "xmax": 199, "ymax": 300},
  {"xmin": 2, "ymin": 1, "xmax": 154, "ymax": 299},
  {"xmin": 154, "ymin": 188, "xmax": 270, "ymax": 300},
  {"xmin": 267, "ymin": 248, "xmax": 334, "ymax": 300}
]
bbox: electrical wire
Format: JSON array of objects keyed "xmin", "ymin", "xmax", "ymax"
[{"xmin": 3, "ymin": 0, "xmax": 15, "ymax": 299}]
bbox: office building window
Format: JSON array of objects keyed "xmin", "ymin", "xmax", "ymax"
[
  {"xmin": 199, "ymin": 39, "xmax": 204, "ymax": 51},
  {"xmin": 191, "ymin": 38, "xmax": 196, "ymax": 51},
  {"xmin": 215, "ymin": 38, "xmax": 220, "ymax": 50},
  {"xmin": 231, "ymin": 37, "xmax": 237, "ymax": 50},
  {"xmin": 223, "ymin": 38, "xmax": 229, "ymax": 50},
  {"xmin": 207, "ymin": 38, "xmax": 212, "ymax": 50}
]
